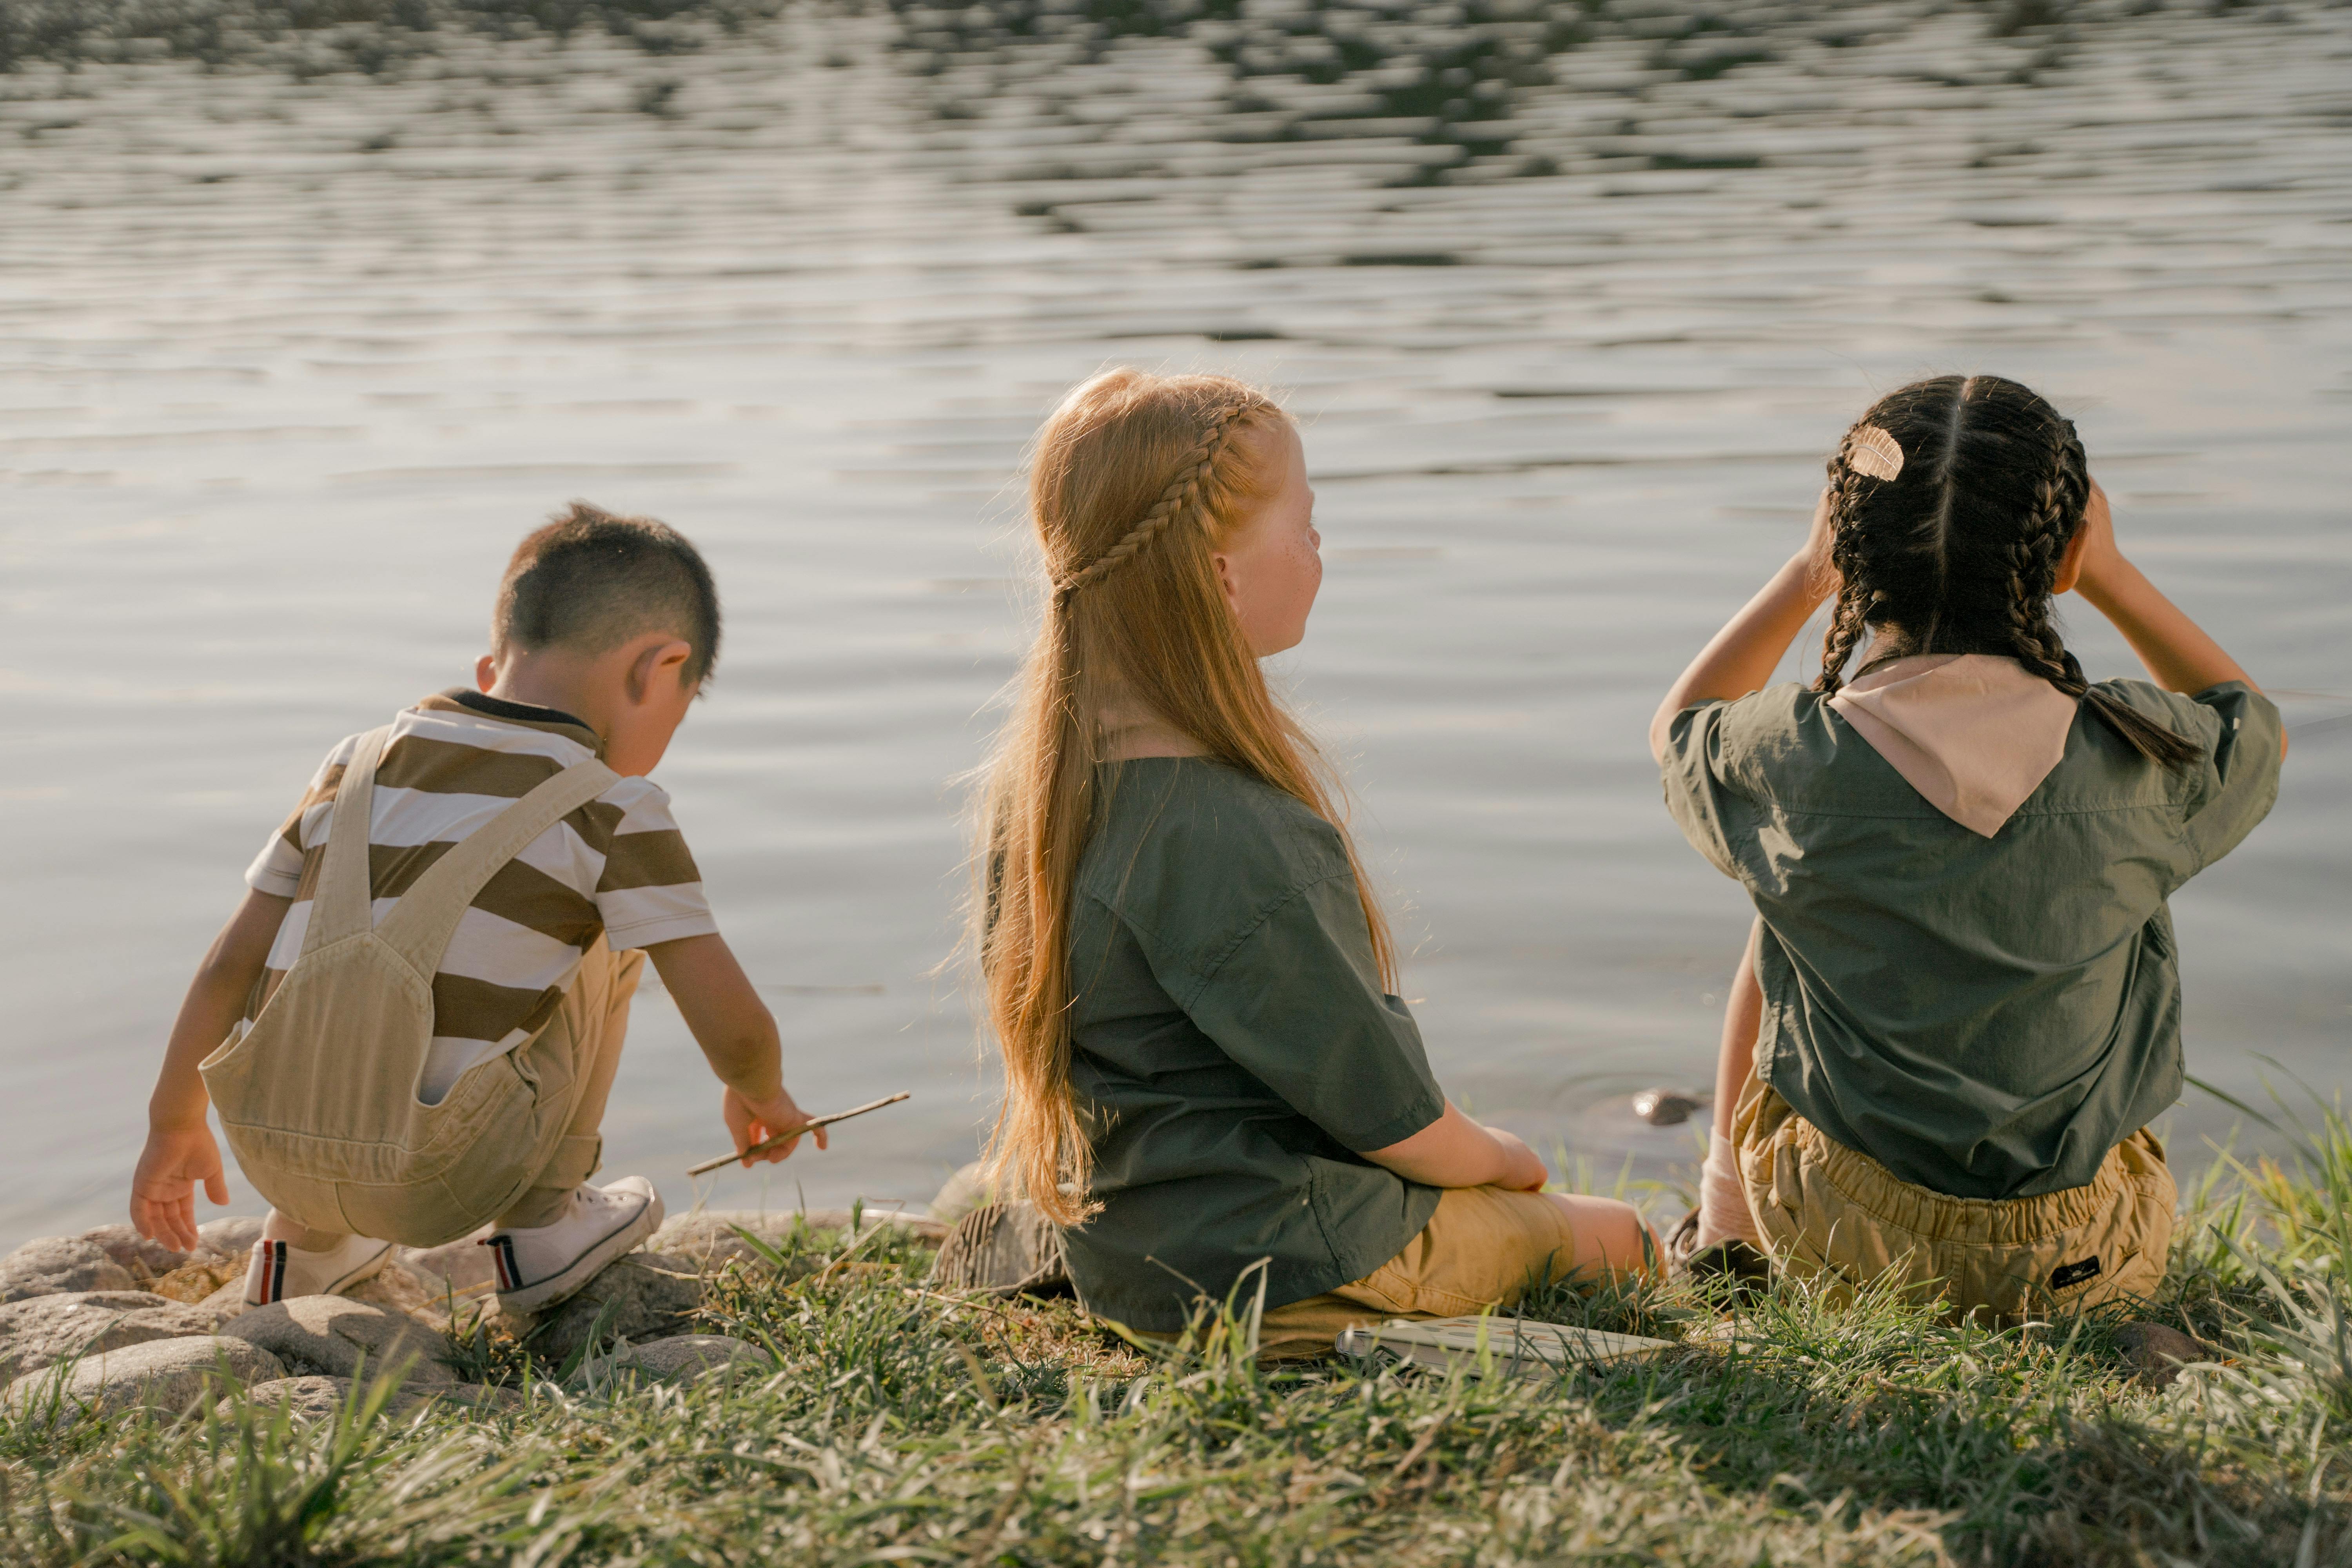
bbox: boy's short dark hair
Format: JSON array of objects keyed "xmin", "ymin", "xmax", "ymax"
[{"xmin": 494, "ymin": 502, "xmax": 721, "ymax": 684}]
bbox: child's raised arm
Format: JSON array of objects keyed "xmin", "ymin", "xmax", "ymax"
[
  {"xmin": 644, "ymin": 933, "xmax": 829, "ymax": 1168},
  {"xmin": 1649, "ymin": 489, "xmax": 1838, "ymax": 764},
  {"xmin": 131, "ymin": 888, "xmax": 290, "ymax": 1249},
  {"xmin": 2074, "ymin": 483, "xmax": 2271, "ymax": 723}
]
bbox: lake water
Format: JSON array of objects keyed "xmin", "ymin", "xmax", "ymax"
[{"xmin": 3, "ymin": 0, "xmax": 2347, "ymax": 1242}]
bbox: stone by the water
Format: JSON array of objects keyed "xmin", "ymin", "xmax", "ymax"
[
  {"xmin": 224, "ymin": 1296, "xmax": 461, "ymax": 1387},
  {"xmin": 930, "ymin": 1202, "xmax": 1069, "ymax": 1298},
  {"xmin": 580, "ymin": 1334, "xmax": 768, "ymax": 1389},
  {"xmin": 0, "ymin": 1237, "xmax": 139, "ymax": 1303},
  {"xmin": 1631, "ymin": 1089, "xmax": 1706, "ymax": 1127},
  {"xmin": 237, "ymin": 1372, "xmax": 526, "ymax": 1423},
  {"xmin": 0, "ymin": 1290, "xmax": 236, "ymax": 1383},
  {"xmin": 506, "ymin": 1252, "xmax": 704, "ymax": 1368},
  {"xmin": 4, "ymin": 1334, "xmax": 285, "ymax": 1426},
  {"xmin": 2115, "ymin": 1321, "xmax": 2216, "ymax": 1388}
]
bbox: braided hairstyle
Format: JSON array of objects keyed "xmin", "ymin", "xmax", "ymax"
[
  {"xmin": 974, "ymin": 369, "xmax": 1397, "ymax": 1225},
  {"xmin": 1815, "ymin": 374, "xmax": 2199, "ymax": 768}
]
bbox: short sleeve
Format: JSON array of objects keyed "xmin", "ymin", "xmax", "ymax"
[
  {"xmin": 244, "ymin": 739, "xmax": 355, "ymax": 897},
  {"xmin": 1165, "ymin": 872, "xmax": 1446, "ymax": 1153},
  {"xmin": 1659, "ymin": 699, "xmax": 1750, "ymax": 882},
  {"xmin": 2180, "ymin": 681, "xmax": 2283, "ymax": 871},
  {"xmin": 593, "ymin": 781, "xmax": 719, "ymax": 949}
]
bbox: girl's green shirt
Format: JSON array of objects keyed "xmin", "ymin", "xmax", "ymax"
[
  {"xmin": 1662, "ymin": 677, "xmax": 2282, "ymax": 1200},
  {"xmin": 1060, "ymin": 758, "xmax": 1445, "ymax": 1334}
]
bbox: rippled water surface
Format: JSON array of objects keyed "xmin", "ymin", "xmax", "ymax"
[{"xmin": 3, "ymin": 0, "xmax": 2348, "ymax": 1239}]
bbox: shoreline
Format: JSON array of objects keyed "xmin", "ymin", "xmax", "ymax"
[{"xmin": 6, "ymin": 1136, "xmax": 2351, "ymax": 1564}]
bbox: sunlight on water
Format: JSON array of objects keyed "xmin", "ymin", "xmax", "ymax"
[{"xmin": 1, "ymin": 0, "xmax": 2347, "ymax": 1236}]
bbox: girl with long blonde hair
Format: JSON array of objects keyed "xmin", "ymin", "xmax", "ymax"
[{"xmin": 975, "ymin": 368, "xmax": 1651, "ymax": 1348}]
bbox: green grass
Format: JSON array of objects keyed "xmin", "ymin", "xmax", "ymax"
[{"xmin": 9, "ymin": 1125, "xmax": 2352, "ymax": 1567}]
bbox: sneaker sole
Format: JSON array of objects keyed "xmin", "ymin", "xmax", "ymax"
[{"xmin": 494, "ymin": 1191, "xmax": 666, "ymax": 1316}]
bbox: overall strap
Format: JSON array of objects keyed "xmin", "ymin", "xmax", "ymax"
[
  {"xmin": 301, "ymin": 726, "xmax": 392, "ymax": 958},
  {"xmin": 374, "ymin": 757, "xmax": 621, "ymax": 979}
]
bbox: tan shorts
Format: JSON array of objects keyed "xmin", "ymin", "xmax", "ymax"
[
  {"xmin": 1243, "ymin": 1185, "xmax": 1585, "ymax": 1356},
  {"xmin": 1733, "ymin": 1071, "xmax": 2174, "ymax": 1323}
]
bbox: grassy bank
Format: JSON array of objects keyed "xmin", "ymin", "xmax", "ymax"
[{"xmin": 8, "ymin": 1120, "xmax": 2352, "ymax": 1566}]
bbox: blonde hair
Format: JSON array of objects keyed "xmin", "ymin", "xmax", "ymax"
[{"xmin": 973, "ymin": 368, "xmax": 1397, "ymax": 1227}]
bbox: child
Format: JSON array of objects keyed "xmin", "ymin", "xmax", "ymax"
[
  {"xmin": 973, "ymin": 369, "xmax": 1653, "ymax": 1352},
  {"xmin": 129, "ymin": 503, "xmax": 824, "ymax": 1312},
  {"xmin": 1654, "ymin": 375, "xmax": 2283, "ymax": 1319}
]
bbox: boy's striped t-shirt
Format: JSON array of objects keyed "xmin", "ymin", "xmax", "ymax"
[{"xmin": 243, "ymin": 690, "xmax": 717, "ymax": 1102}]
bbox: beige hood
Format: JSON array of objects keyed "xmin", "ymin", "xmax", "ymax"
[{"xmin": 1827, "ymin": 653, "xmax": 2078, "ymax": 837}]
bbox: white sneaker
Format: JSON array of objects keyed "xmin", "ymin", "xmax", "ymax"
[
  {"xmin": 480, "ymin": 1176, "xmax": 665, "ymax": 1314},
  {"xmin": 245, "ymin": 1231, "xmax": 394, "ymax": 1305}
]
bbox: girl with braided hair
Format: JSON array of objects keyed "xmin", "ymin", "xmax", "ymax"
[
  {"xmin": 1653, "ymin": 374, "xmax": 2284, "ymax": 1321},
  {"xmin": 972, "ymin": 368, "xmax": 1651, "ymax": 1350}
]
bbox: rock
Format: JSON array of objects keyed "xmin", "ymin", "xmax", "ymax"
[
  {"xmin": 152, "ymin": 1259, "xmax": 244, "ymax": 1304},
  {"xmin": 928, "ymin": 1160, "xmax": 1002, "ymax": 1225},
  {"xmin": 236, "ymin": 1374, "xmax": 523, "ymax": 1423},
  {"xmin": 4, "ymin": 1335, "xmax": 285, "ymax": 1425},
  {"xmin": 399, "ymin": 1228, "xmax": 500, "ymax": 1294},
  {"xmin": 929, "ymin": 1202, "xmax": 1069, "ymax": 1298},
  {"xmin": 0, "ymin": 1237, "xmax": 139, "ymax": 1303},
  {"xmin": 1631, "ymin": 1088, "xmax": 1706, "ymax": 1127},
  {"xmin": 0, "ymin": 1291, "xmax": 236, "ymax": 1383},
  {"xmin": 508, "ymin": 1253, "xmax": 703, "ymax": 1367},
  {"xmin": 197, "ymin": 1217, "xmax": 267, "ymax": 1259},
  {"xmin": 580, "ymin": 1334, "xmax": 767, "ymax": 1389},
  {"xmin": 2116, "ymin": 1321, "xmax": 2216, "ymax": 1388},
  {"xmin": 196, "ymin": 1279, "xmax": 249, "ymax": 1321},
  {"xmin": 76, "ymin": 1225, "xmax": 196, "ymax": 1285},
  {"xmin": 347, "ymin": 1259, "xmax": 461, "ymax": 1330},
  {"xmin": 650, "ymin": 1208, "xmax": 946, "ymax": 1277},
  {"xmin": 223, "ymin": 1297, "xmax": 459, "ymax": 1387},
  {"xmin": 241, "ymin": 1373, "xmax": 356, "ymax": 1423}
]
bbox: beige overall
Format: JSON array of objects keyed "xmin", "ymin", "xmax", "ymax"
[{"xmin": 202, "ymin": 726, "xmax": 643, "ymax": 1247}]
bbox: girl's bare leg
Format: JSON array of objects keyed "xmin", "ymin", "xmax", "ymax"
[
  {"xmin": 1697, "ymin": 921, "xmax": 1766, "ymax": 1248},
  {"xmin": 1540, "ymin": 1192, "xmax": 1660, "ymax": 1282}
]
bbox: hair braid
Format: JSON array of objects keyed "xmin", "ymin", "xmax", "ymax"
[
  {"xmin": 2005, "ymin": 420, "xmax": 2201, "ymax": 768},
  {"xmin": 1053, "ymin": 400, "xmax": 1261, "ymax": 596},
  {"xmin": 1813, "ymin": 438, "xmax": 1878, "ymax": 695}
]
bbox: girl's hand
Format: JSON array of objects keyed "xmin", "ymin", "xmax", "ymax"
[
  {"xmin": 130, "ymin": 1124, "xmax": 229, "ymax": 1252},
  {"xmin": 2070, "ymin": 479, "xmax": 2125, "ymax": 597},
  {"xmin": 1484, "ymin": 1126, "xmax": 1550, "ymax": 1192},
  {"xmin": 723, "ymin": 1085, "xmax": 830, "ymax": 1167}
]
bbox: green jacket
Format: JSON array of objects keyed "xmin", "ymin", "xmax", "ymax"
[
  {"xmin": 1060, "ymin": 759, "xmax": 1444, "ymax": 1332},
  {"xmin": 1663, "ymin": 678, "xmax": 2281, "ymax": 1200}
]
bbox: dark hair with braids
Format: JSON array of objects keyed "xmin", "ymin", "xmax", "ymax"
[
  {"xmin": 1815, "ymin": 374, "xmax": 2200, "ymax": 769},
  {"xmin": 971, "ymin": 369, "xmax": 1395, "ymax": 1224}
]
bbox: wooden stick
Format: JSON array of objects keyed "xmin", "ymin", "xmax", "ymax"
[{"xmin": 685, "ymin": 1092, "xmax": 910, "ymax": 1177}]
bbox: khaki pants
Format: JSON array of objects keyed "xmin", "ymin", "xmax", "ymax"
[
  {"xmin": 274, "ymin": 939, "xmax": 641, "ymax": 1245},
  {"xmin": 1732, "ymin": 1070, "xmax": 2174, "ymax": 1323},
  {"xmin": 1149, "ymin": 1186, "xmax": 1588, "ymax": 1358},
  {"xmin": 491, "ymin": 939, "xmax": 642, "ymax": 1230}
]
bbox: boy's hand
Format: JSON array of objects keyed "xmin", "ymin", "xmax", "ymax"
[
  {"xmin": 130, "ymin": 1124, "xmax": 229, "ymax": 1252},
  {"xmin": 723, "ymin": 1085, "xmax": 831, "ymax": 1167},
  {"xmin": 1484, "ymin": 1126, "xmax": 1550, "ymax": 1192}
]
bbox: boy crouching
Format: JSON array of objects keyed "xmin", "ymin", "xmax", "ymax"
[{"xmin": 129, "ymin": 502, "xmax": 823, "ymax": 1313}]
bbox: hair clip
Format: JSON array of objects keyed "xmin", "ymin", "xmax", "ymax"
[{"xmin": 1847, "ymin": 424, "xmax": 1905, "ymax": 481}]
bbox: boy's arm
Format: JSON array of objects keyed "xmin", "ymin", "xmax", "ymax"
[
  {"xmin": 131, "ymin": 889, "xmax": 290, "ymax": 1250},
  {"xmin": 1649, "ymin": 489, "xmax": 1838, "ymax": 764},
  {"xmin": 643, "ymin": 933, "xmax": 828, "ymax": 1167},
  {"xmin": 1363, "ymin": 1101, "xmax": 1548, "ymax": 1191}
]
